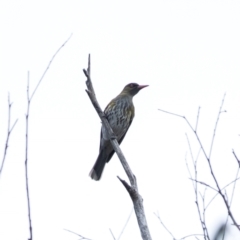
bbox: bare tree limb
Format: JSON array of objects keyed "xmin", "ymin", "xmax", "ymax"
[
  {"xmin": 186, "ymin": 132, "xmax": 209, "ymax": 240},
  {"xmin": 25, "ymin": 34, "xmax": 72, "ymax": 240},
  {"xmin": 0, "ymin": 94, "xmax": 18, "ymax": 177},
  {"xmin": 83, "ymin": 54, "xmax": 152, "ymax": 240},
  {"xmin": 63, "ymin": 228, "xmax": 93, "ymax": 240},
  {"xmin": 159, "ymin": 94, "xmax": 240, "ymax": 231}
]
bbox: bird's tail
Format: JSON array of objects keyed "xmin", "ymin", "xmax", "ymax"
[{"xmin": 89, "ymin": 150, "xmax": 108, "ymax": 181}]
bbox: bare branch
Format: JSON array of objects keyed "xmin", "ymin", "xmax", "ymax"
[
  {"xmin": 25, "ymin": 72, "xmax": 32, "ymax": 240},
  {"xmin": 84, "ymin": 55, "xmax": 152, "ymax": 240},
  {"xmin": 179, "ymin": 234, "xmax": 204, "ymax": 240},
  {"xmin": 0, "ymin": 94, "xmax": 18, "ymax": 177},
  {"xmin": 223, "ymin": 154, "xmax": 240, "ymax": 238},
  {"xmin": 232, "ymin": 150, "xmax": 240, "ymax": 168},
  {"xmin": 186, "ymin": 133, "xmax": 209, "ymax": 240},
  {"xmin": 159, "ymin": 95, "xmax": 240, "ymax": 231},
  {"xmin": 189, "ymin": 178, "xmax": 218, "ymax": 192},
  {"xmin": 117, "ymin": 208, "xmax": 133, "ymax": 240},
  {"xmin": 195, "ymin": 106, "xmax": 201, "ymax": 132},
  {"xmin": 25, "ymin": 34, "xmax": 72, "ymax": 240},
  {"xmin": 208, "ymin": 93, "xmax": 226, "ymax": 159},
  {"xmin": 154, "ymin": 212, "xmax": 176, "ymax": 240},
  {"xmin": 64, "ymin": 228, "xmax": 93, "ymax": 240},
  {"xmin": 109, "ymin": 229, "xmax": 116, "ymax": 240},
  {"xmin": 30, "ymin": 33, "xmax": 73, "ymax": 101},
  {"xmin": 205, "ymin": 176, "xmax": 240, "ymax": 210}
]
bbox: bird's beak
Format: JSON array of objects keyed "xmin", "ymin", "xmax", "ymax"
[{"xmin": 138, "ymin": 85, "xmax": 149, "ymax": 89}]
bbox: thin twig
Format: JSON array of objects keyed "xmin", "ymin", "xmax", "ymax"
[
  {"xmin": 25, "ymin": 72, "xmax": 32, "ymax": 240},
  {"xmin": 189, "ymin": 179, "xmax": 218, "ymax": 192},
  {"xmin": 185, "ymin": 135, "xmax": 208, "ymax": 239},
  {"xmin": 25, "ymin": 34, "xmax": 72, "ymax": 240},
  {"xmin": 159, "ymin": 94, "xmax": 240, "ymax": 231},
  {"xmin": 200, "ymin": 188, "xmax": 210, "ymax": 240},
  {"xmin": 154, "ymin": 212, "xmax": 176, "ymax": 239},
  {"xmin": 195, "ymin": 107, "xmax": 201, "ymax": 132},
  {"xmin": 222, "ymin": 154, "xmax": 240, "ymax": 239},
  {"xmin": 205, "ymin": 176, "xmax": 240, "ymax": 210},
  {"xmin": 118, "ymin": 208, "xmax": 133, "ymax": 240},
  {"xmin": 109, "ymin": 229, "xmax": 116, "ymax": 240},
  {"xmin": 154, "ymin": 211, "xmax": 204, "ymax": 240},
  {"xmin": 232, "ymin": 150, "xmax": 240, "ymax": 168},
  {"xmin": 64, "ymin": 228, "xmax": 92, "ymax": 240},
  {"xmin": 179, "ymin": 233, "xmax": 204, "ymax": 240},
  {"xmin": 0, "ymin": 94, "xmax": 18, "ymax": 177},
  {"xmin": 208, "ymin": 93, "xmax": 226, "ymax": 159},
  {"xmin": 30, "ymin": 33, "xmax": 73, "ymax": 101}
]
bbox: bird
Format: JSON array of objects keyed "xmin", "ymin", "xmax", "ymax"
[{"xmin": 89, "ymin": 83, "xmax": 148, "ymax": 180}]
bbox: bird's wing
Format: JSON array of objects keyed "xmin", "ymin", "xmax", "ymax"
[{"xmin": 106, "ymin": 113, "xmax": 134, "ymax": 163}]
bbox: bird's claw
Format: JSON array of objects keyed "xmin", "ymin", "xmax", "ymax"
[{"xmin": 110, "ymin": 133, "xmax": 117, "ymax": 140}]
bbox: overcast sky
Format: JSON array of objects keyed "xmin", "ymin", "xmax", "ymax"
[{"xmin": 0, "ymin": 1, "xmax": 240, "ymax": 240}]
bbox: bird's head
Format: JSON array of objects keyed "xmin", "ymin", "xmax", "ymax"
[{"xmin": 121, "ymin": 83, "xmax": 149, "ymax": 97}]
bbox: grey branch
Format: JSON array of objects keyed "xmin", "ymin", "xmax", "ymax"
[
  {"xmin": 25, "ymin": 34, "xmax": 72, "ymax": 240},
  {"xmin": 64, "ymin": 228, "xmax": 92, "ymax": 240},
  {"xmin": 0, "ymin": 94, "xmax": 18, "ymax": 177},
  {"xmin": 83, "ymin": 54, "xmax": 152, "ymax": 240},
  {"xmin": 159, "ymin": 95, "xmax": 240, "ymax": 231}
]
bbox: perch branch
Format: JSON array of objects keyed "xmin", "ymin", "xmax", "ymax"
[{"xmin": 83, "ymin": 54, "xmax": 152, "ymax": 240}]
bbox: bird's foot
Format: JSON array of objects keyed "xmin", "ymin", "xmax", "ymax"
[{"xmin": 110, "ymin": 133, "xmax": 117, "ymax": 140}]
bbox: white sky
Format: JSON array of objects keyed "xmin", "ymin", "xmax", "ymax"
[{"xmin": 0, "ymin": 1, "xmax": 240, "ymax": 239}]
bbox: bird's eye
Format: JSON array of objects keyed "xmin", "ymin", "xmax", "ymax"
[{"xmin": 129, "ymin": 83, "xmax": 137, "ymax": 88}]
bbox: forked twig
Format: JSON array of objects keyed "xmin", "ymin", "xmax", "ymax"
[
  {"xmin": 205, "ymin": 176, "xmax": 240, "ymax": 210},
  {"xmin": 25, "ymin": 34, "xmax": 72, "ymax": 240},
  {"xmin": 189, "ymin": 179, "xmax": 217, "ymax": 192},
  {"xmin": 185, "ymin": 133, "xmax": 209, "ymax": 240},
  {"xmin": 154, "ymin": 212, "xmax": 203, "ymax": 240},
  {"xmin": 154, "ymin": 212, "xmax": 176, "ymax": 239},
  {"xmin": 0, "ymin": 94, "xmax": 18, "ymax": 177},
  {"xmin": 159, "ymin": 94, "xmax": 240, "ymax": 231}
]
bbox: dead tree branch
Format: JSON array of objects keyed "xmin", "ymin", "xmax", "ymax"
[
  {"xmin": 25, "ymin": 34, "xmax": 72, "ymax": 240},
  {"xmin": 83, "ymin": 54, "xmax": 152, "ymax": 240},
  {"xmin": 185, "ymin": 134, "xmax": 210, "ymax": 240},
  {"xmin": 159, "ymin": 94, "xmax": 240, "ymax": 231}
]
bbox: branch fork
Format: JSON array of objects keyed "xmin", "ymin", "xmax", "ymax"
[{"xmin": 83, "ymin": 54, "xmax": 151, "ymax": 240}]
